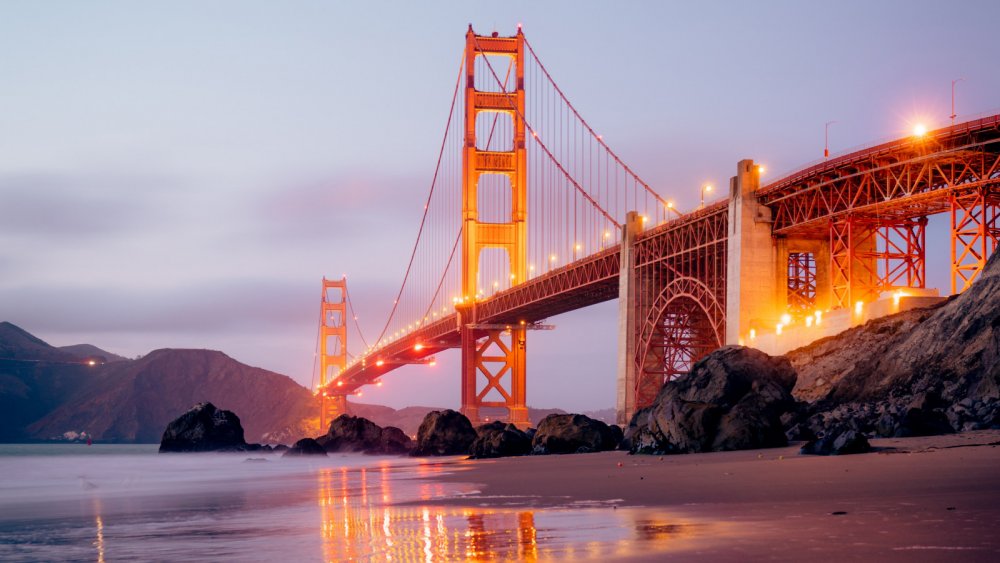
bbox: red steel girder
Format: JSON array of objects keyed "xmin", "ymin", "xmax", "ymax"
[{"xmin": 951, "ymin": 186, "xmax": 1000, "ymax": 293}]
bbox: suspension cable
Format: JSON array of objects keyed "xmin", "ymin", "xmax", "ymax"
[
  {"xmin": 473, "ymin": 34, "xmax": 620, "ymax": 228},
  {"xmin": 522, "ymin": 35, "xmax": 667, "ymax": 207},
  {"xmin": 371, "ymin": 49, "xmax": 466, "ymax": 348}
]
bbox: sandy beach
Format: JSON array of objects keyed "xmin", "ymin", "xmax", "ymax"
[{"xmin": 424, "ymin": 429, "xmax": 1000, "ymax": 561}]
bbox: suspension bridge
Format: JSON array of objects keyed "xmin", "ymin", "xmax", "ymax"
[{"xmin": 313, "ymin": 26, "xmax": 1000, "ymax": 429}]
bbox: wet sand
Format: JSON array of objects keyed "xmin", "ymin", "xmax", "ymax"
[{"xmin": 429, "ymin": 430, "xmax": 1000, "ymax": 561}]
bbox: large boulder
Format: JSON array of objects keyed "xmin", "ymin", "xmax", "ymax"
[
  {"xmin": 412, "ymin": 409, "xmax": 477, "ymax": 456},
  {"xmin": 800, "ymin": 427, "xmax": 871, "ymax": 456},
  {"xmin": 469, "ymin": 421, "xmax": 532, "ymax": 458},
  {"xmin": 317, "ymin": 414, "xmax": 384, "ymax": 453},
  {"xmin": 159, "ymin": 402, "xmax": 248, "ymax": 453},
  {"xmin": 531, "ymin": 413, "xmax": 619, "ymax": 455},
  {"xmin": 627, "ymin": 346, "xmax": 797, "ymax": 455},
  {"xmin": 375, "ymin": 426, "xmax": 414, "ymax": 455},
  {"xmin": 283, "ymin": 437, "xmax": 327, "ymax": 457}
]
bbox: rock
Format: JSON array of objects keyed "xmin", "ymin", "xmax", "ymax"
[
  {"xmin": 608, "ymin": 424, "xmax": 625, "ymax": 449},
  {"xmin": 272, "ymin": 444, "xmax": 289, "ymax": 452},
  {"xmin": 627, "ymin": 346, "xmax": 797, "ymax": 455},
  {"xmin": 800, "ymin": 427, "xmax": 871, "ymax": 456},
  {"xmin": 469, "ymin": 421, "xmax": 532, "ymax": 459},
  {"xmin": 159, "ymin": 402, "xmax": 247, "ymax": 453},
  {"xmin": 531, "ymin": 413, "xmax": 618, "ymax": 455},
  {"xmin": 412, "ymin": 409, "xmax": 477, "ymax": 456},
  {"xmin": 283, "ymin": 437, "xmax": 327, "ymax": 457},
  {"xmin": 318, "ymin": 414, "xmax": 384, "ymax": 453},
  {"xmin": 375, "ymin": 426, "xmax": 413, "ymax": 455},
  {"xmin": 785, "ymin": 422, "xmax": 816, "ymax": 442}
]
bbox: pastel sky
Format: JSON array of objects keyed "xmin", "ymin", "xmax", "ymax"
[{"xmin": 2, "ymin": 1, "xmax": 998, "ymax": 411}]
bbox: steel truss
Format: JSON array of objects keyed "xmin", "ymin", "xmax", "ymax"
[
  {"xmin": 829, "ymin": 216, "xmax": 926, "ymax": 309},
  {"xmin": 951, "ymin": 186, "xmax": 1000, "ymax": 293},
  {"xmin": 631, "ymin": 205, "xmax": 728, "ymax": 411},
  {"xmin": 787, "ymin": 252, "xmax": 817, "ymax": 315}
]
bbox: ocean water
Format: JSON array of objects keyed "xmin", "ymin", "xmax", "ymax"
[{"xmin": 0, "ymin": 445, "xmax": 709, "ymax": 561}]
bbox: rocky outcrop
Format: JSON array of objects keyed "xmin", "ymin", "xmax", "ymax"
[
  {"xmin": 159, "ymin": 402, "xmax": 248, "ymax": 452},
  {"xmin": 377, "ymin": 426, "xmax": 414, "ymax": 455},
  {"xmin": 532, "ymin": 413, "xmax": 619, "ymax": 455},
  {"xmin": 412, "ymin": 409, "xmax": 477, "ymax": 456},
  {"xmin": 318, "ymin": 414, "xmax": 384, "ymax": 453},
  {"xmin": 469, "ymin": 421, "xmax": 532, "ymax": 458},
  {"xmin": 800, "ymin": 427, "xmax": 870, "ymax": 456},
  {"xmin": 628, "ymin": 346, "xmax": 797, "ymax": 455},
  {"xmin": 283, "ymin": 437, "xmax": 327, "ymax": 457},
  {"xmin": 314, "ymin": 415, "xmax": 413, "ymax": 455}
]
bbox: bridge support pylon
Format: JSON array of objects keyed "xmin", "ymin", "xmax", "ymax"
[
  {"xmin": 319, "ymin": 277, "xmax": 349, "ymax": 433},
  {"xmin": 459, "ymin": 26, "xmax": 530, "ymax": 428}
]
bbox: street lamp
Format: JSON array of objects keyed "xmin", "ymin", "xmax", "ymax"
[
  {"xmin": 700, "ymin": 184, "xmax": 713, "ymax": 208},
  {"xmin": 951, "ymin": 78, "xmax": 964, "ymax": 125},
  {"xmin": 666, "ymin": 200, "xmax": 683, "ymax": 218},
  {"xmin": 824, "ymin": 120, "xmax": 837, "ymax": 158}
]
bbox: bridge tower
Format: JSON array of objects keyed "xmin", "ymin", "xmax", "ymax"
[
  {"xmin": 458, "ymin": 26, "xmax": 529, "ymax": 427},
  {"xmin": 319, "ymin": 277, "xmax": 348, "ymax": 432}
]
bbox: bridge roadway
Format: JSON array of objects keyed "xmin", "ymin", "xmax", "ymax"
[{"xmin": 334, "ymin": 114, "xmax": 1000, "ymax": 402}]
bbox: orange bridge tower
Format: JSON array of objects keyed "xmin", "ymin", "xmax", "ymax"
[
  {"xmin": 458, "ymin": 26, "xmax": 529, "ymax": 427},
  {"xmin": 319, "ymin": 277, "xmax": 348, "ymax": 432}
]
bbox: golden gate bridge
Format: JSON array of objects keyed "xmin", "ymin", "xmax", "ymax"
[{"xmin": 312, "ymin": 26, "xmax": 1000, "ymax": 430}]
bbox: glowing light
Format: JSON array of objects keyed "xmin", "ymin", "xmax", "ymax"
[
  {"xmin": 414, "ymin": 343, "xmax": 424, "ymax": 351},
  {"xmin": 776, "ymin": 323, "xmax": 783, "ymax": 335},
  {"xmin": 854, "ymin": 301, "xmax": 864, "ymax": 315},
  {"xmin": 550, "ymin": 254, "xmax": 557, "ymax": 262},
  {"xmin": 814, "ymin": 310, "xmax": 823, "ymax": 324},
  {"xmin": 493, "ymin": 281, "xmax": 499, "ymax": 288},
  {"xmin": 704, "ymin": 184, "xmax": 713, "ymax": 193},
  {"xmin": 757, "ymin": 165, "xmax": 766, "ymax": 175},
  {"xmin": 666, "ymin": 201, "xmax": 675, "ymax": 209},
  {"xmin": 604, "ymin": 230, "xmax": 611, "ymax": 238},
  {"xmin": 575, "ymin": 243, "xmax": 582, "ymax": 251},
  {"xmin": 780, "ymin": 313, "xmax": 792, "ymax": 325},
  {"xmin": 510, "ymin": 274, "xmax": 516, "ymax": 280},
  {"xmin": 749, "ymin": 328, "xmax": 757, "ymax": 340},
  {"xmin": 529, "ymin": 264, "xmax": 535, "ymax": 272},
  {"xmin": 805, "ymin": 316, "xmax": 814, "ymax": 327},
  {"xmin": 376, "ymin": 359, "xmax": 385, "ymax": 367},
  {"xmin": 356, "ymin": 392, "xmax": 362, "ymax": 397},
  {"xmin": 86, "ymin": 359, "xmax": 97, "ymax": 366},
  {"xmin": 641, "ymin": 215, "xmax": 649, "ymax": 223},
  {"xmin": 376, "ymin": 381, "xmax": 383, "ymax": 387},
  {"xmin": 913, "ymin": 123, "xmax": 928, "ymax": 137},
  {"xmin": 429, "ymin": 359, "xmax": 437, "ymax": 366},
  {"xmin": 337, "ymin": 381, "xmax": 343, "ymax": 387},
  {"xmin": 893, "ymin": 289, "xmax": 905, "ymax": 306}
]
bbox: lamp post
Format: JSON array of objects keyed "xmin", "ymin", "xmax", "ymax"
[
  {"xmin": 666, "ymin": 201, "xmax": 683, "ymax": 218},
  {"xmin": 824, "ymin": 120, "xmax": 837, "ymax": 158},
  {"xmin": 700, "ymin": 184, "xmax": 713, "ymax": 209},
  {"xmin": 951, "ymin": 78, "xmax": 964, "ymax": 125}
]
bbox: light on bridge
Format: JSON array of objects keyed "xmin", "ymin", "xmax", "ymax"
[
  {"xmin": 854, "ymin": 301, "xmax": 864, "ymax": 316},
  {"xmin": 805, "ymin": 316, "xmax": 813, "ymax": 327},
  {"xmin": 749, "ymin": 328, "xmax": 756, "ymax": 340},
  {"xmin": 550, "ymin": 254, "xmax": 557, "ymax": 262},
  {"xmin": 376, "ymin": 359, "xmax": 385, "ymax": 367},
  {"xmin": 376, "ymin": 381, "xmax": 383, "ymax": 387},
  {"xmin": 775, "ymin": 323, "xmax": 783, "ymax": 336},
  {"xmin": 913, "ymin": 123, "xmax": 928, "ymax": 137},
  {"xmin": 780, "ymin": 313, "xmax": 792, "ymax": 326},
  {"xmin": 814, "ymin": 310, "xmax": 823, "ymax": 325},
  {"xmin": 429, "ymin": 359, "xmax": 437, "ymax": 366},
  {"xmin": 414, "ymin": 343, "xmax": 424, "ymax": 351}
]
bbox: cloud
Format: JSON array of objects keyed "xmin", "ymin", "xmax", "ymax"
[{"xmin": 0, "ymin": 172, "xmax": 181, "ymax": 239}]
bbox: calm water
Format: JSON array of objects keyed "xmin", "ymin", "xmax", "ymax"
[{"xmin": 0, "ymin": 445, "xmax": 712, "ymax": 561}]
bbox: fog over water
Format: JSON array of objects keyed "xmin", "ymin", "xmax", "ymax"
[{"xmin": 0, "ymin": 445, "xmax": 711, "ymax": 561}]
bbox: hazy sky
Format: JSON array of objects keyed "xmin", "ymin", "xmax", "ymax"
[{"xmin": 2, "ymin": 1, "xmax": 999, "ymax": 411}]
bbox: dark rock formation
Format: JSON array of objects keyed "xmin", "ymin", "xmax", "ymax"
[
  {"xmin": 283, "ymin": 437, "xmax": 327, "ymax": 457},
  {"xmin": 318, "ymin": 414, "xmax": 384, "ymax": 453},
  {"xmin": 159, "ymin": 402, "xmax": 247, "ymax": 452},
  {"xmin": 313, "ymin": 415, "xmax": 413, "ymax": 455},
  {"xmin": 412, "ymin": 409, "xmax": 477, "ymax": 456},
  {"xmin": 800, "ymin": 427, "xmax": 871, "ymax": 456},
  {"xmin": 628, "ymin": 346, "xmax": 797, "ymax": 455},
  {"xmin": 531, "ymin": 413, "xmax": 619, "ymax": 455},
  {"xmin": 469, "ymin": 421, "xmax": 532, "ymax": 458},
  {"xmin": 376, "ymin": 426, "xmax": 414, "ymax": 455}
]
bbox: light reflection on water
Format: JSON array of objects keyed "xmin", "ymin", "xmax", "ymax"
[
  {"xmin": 314, "ymin": 459, "xmax": 712, "ymax": 561},
  {"xmin": 0, "ymin": 445, "xmax": 717, "ymax": 562}
]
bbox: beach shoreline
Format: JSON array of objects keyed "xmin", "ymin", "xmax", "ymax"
[{"xmin": 419, "ymin": 429, "xmax": 1000, "ymax": 560}]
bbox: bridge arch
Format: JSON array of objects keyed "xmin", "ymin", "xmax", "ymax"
[{"xmin": 633, "ymin": 276, "xmax": 725, "ymax": 411}]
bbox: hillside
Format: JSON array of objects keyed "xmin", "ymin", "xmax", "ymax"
[{"xmin": 788, "ymin": 251, "xmax": 1000, "ymax": 406}]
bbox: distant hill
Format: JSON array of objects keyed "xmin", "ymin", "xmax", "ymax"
[
  {"xmin": 58, "ymin": 343, "xmax": 129, "ymax": 363},
  {"xmin": 0, "ymin": 321, "xmax": 616, "ymax": 443}
]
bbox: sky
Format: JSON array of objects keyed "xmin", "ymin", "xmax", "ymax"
[{"xmin": 2, "ymin": 1, "xmax": 999, "ymax": 411}]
